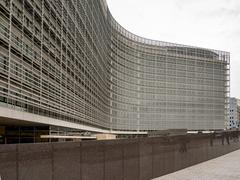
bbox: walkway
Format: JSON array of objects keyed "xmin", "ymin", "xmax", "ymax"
[{"xmin": 154, "ymin": 149, "xmax": 240, "ymax": 180}]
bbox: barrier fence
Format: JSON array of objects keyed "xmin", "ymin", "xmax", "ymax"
[{"xmin": 0, "ymin": 131, "xmax": 240, "ymax": 180}]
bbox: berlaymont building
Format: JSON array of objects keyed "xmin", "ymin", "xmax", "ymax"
[{"xmin": 0, "ymin": 0, "xmax": 230, "ymax": 142}]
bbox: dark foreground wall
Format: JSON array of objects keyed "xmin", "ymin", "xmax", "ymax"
[{"xmin": 0, "ymin": 132, "xmax": 240, "ymax": 180}]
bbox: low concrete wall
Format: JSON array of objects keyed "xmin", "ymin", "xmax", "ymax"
[{"xmin": 0, "ymin": 132, "xmax": 240, "ymax": 180}]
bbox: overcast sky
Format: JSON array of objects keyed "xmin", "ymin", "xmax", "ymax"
[{"xmin": 107, "ymin": 0, "xmax": 240, "ymax": 99}]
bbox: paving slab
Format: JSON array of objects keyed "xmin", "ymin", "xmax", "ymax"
[{"xmin": 154, "ymin": 149, "xmax": 240, "ymax": 180}]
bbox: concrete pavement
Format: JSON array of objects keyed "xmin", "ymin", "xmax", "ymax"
[{"xmin": 154, "ymin": 149, "xmax": 240, "ymax": 180}]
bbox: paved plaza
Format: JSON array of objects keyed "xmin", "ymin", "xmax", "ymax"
[{"xmin": 154, "ymin": 149, "xmax": 240, "ymax": 180}]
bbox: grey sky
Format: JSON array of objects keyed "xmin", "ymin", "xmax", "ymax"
[{"xmin": 107, "ymin": 0, "xmax": 240, "ymax": 99}]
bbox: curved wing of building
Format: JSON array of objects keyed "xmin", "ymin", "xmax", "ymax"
[{"xmin": 0, "ymin": 0, "xmax": 230, "ymax": 132}]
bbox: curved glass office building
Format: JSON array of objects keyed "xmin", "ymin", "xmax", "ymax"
[{"xmin": 0, "ymin": 0, "xmax": 230, "ymax": 132}]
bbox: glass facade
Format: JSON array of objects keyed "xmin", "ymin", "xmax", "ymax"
[{"xmin": 0, "ymin": 0, "xmax": 230, "ymax": 132}]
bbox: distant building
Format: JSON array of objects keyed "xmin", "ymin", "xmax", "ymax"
[{"xmin": 227, "ymin": 98, "xmax": 240, "ymax": 129}]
